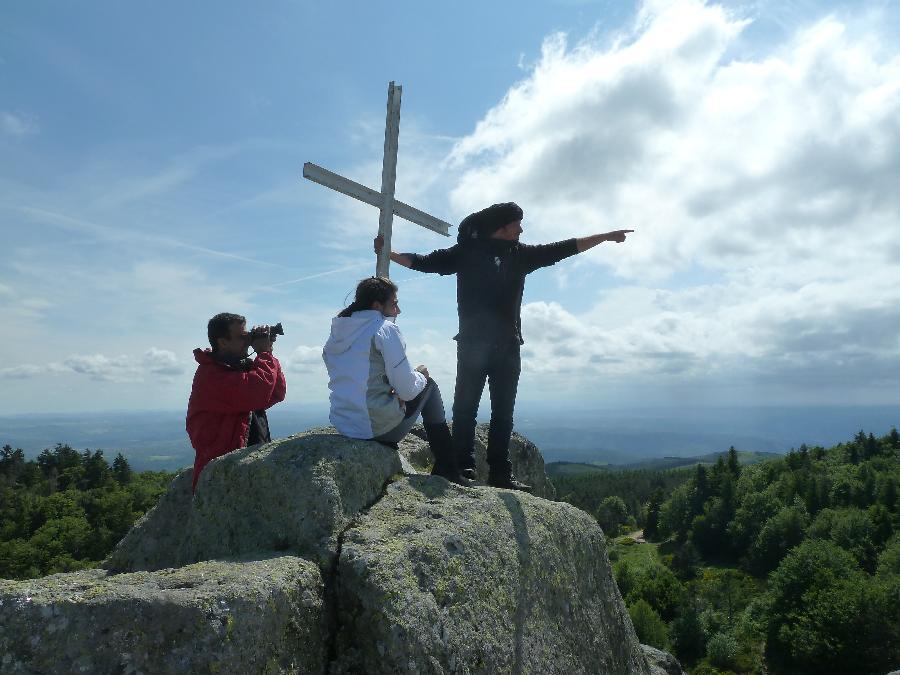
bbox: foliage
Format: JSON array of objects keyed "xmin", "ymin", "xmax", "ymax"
[
  {"xmin": 553, "ymin": 467, "xmax": 691, "ymax": 533},
  {"xmin": 877, "ymin": 533, "xmax": 900, "ymax": 577},
  {"xmin": 705, "ymin": 632, "xmax": 738, "ymax": 670},
  {"xmin": 615, "ymin": 556, "xmax": 685, "ymax": 621},
  {"xmin": 764, "ymin": 539, "xmax": 900, "ymax": 674},
  {"xmin": 599, "ymin": 428, "xmax": 900, "ymax": 674},
  {"xmin": 628, "ymin": 599, "xmax": 669, "ymax": 650},
  {"xmin": 0, "ymin": 443, "xmax": 174, "ymax": 579},
  {"xmin": 595, "ymin": 495, "xmax": 629, "ymax": 535}
]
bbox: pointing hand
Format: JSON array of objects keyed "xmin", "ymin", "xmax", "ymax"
[{"xmin": 606, "ymin": 229, "xmax": 634, "ymax": 243}]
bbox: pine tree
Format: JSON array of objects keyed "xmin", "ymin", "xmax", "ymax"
[
  {"xmin": 112, "ymin": 453, "xmax": 132, "ymax": 486},
  {"xmin": 727, "ymin": 446, "xmax": 740, "ymax": 476}
]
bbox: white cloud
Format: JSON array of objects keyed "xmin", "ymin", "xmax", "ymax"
[
  {"xmin": 0, "ymin": 348, "xmax": 187, "ymax": 382},
  {"xmin": 286, "ymin": 345, "xmax": 325, "ymax": 374},
  {"xmin": 142, "ymin": 348, "xmax": 186, "ymax": 376},
  {"xmin": 1, "ymin": 112, "xmax": 38, "ymax": 137},
  {"xmin": 450, "ymin": 1, "xmax": 900, "ymax": 274},
  {"xmin": 63, "ymin": 353, "xmax": 133, "ymax": 379},
  {"xmin": 442, "ymin": 0, "xmax": 900, "ymax": 403},
  {"xmin": 0, "ymin": 364, "xmax": 52, "ymax": 379}
]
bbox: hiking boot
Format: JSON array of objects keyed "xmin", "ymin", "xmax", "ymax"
[
  {"xmin": 430, "ymin": 467, "xmax": 475, "ymax": 487},
  {"xmin": 460, "ymin": 468, "xmax": 478, "ymax": 481},
  {"xmin": 487, "ymin": 474, "xmax": 532, "ymax": 492},
  {"xmin": 425, "ymin": 422, "xmax": 472, "ymax": 486}
]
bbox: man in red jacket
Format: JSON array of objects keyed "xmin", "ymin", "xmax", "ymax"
[{"xmin": 186, "ymin": 313, "xmax": 287, "ymax": 492}]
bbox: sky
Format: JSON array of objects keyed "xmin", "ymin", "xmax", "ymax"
[{"xmin": 2, "ymin": 0, "xmax": 900, "ymax": 415}]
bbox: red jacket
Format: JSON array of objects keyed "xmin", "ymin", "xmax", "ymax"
[{"xmin": 186, "ymin": 348, "xmax": 286, "ymax": 491}]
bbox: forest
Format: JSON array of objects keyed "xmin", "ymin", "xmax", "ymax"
[
  {"xmin": 559, "ymin": 431, "xmax": 900, "ymax": 675},
  {"xmin": 0, "ymin": 443, "xmax": 173, "ymax": 579}
]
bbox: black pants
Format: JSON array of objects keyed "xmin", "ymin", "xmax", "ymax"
[{"xmin": 451, "ymin": 340, "xmax": 521, "ymax": 477}]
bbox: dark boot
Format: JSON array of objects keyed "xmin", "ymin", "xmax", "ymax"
[
  {"xmin": 425, "ymin": 423, "xmax": 473, "ymax": 487},
  {"xmin": 487, "ymin": 473, "xmax": 532, "ymax": 492}
]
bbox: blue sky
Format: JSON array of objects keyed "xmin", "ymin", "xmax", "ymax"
[{"xmin": 2, "ymin": 0, "xmax": 900, "ymax": 415}]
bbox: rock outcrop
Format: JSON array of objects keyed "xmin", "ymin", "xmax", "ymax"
[
  {"xmin": 105, "ymin": 429, "xmax": 402, "ymax": 573},
  {"xmin": 0, "ymin": 556, "xmax": 325, "ymax": 674},
  {"xmin": 1, "ymin": 427, "xmax": 680, "ymax": 674},
  {"xmin": 642, "ymin": 644, "xmax": 685, "ymax": 675},
  {"xmin": 403, "ymin": 423, "xmax": 556, "ymax": 500},
  {"xmin": 333, "ymin": 476, "xmax": 645, "ymax": 673}
]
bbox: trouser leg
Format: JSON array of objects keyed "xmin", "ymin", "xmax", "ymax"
[
  {"xmin": 418, "ymin": 378, "xmax": 446, "ymax": 425},
  {"xmin": 375, "ymin": 379, "xmax": 438, "ymax": 445},
  {"xmin": 451, "ymin": 342, "xmax": 490, "ymax": 471},
  {"xmin": 486, "ymin": 343, "xmax": 521, "ymax": 480},
  {"xmin": 414, "ymin": 379, "xmax": 457, "ymax": 475}
]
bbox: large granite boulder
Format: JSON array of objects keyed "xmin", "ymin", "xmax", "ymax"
[
  {"xmin": 0, "ymin": 556, "xmax": 324, "ymax": 675},
  {"xmin": 104, "ymin": 428, "xmax": 402, "ymax": 572},
  {"xmin": 332, "ymin": 476, "xmax": 647, "ymax": 674},
  {"xmin": 642, "ymin": 644, "xmax": 685, "ymax": 675},
  {"xmin": 3, "ymin": 428, "xmax": 677, "ymax": 674},
  {"xmin": 403, "ymin": 423, "xmax": 556, "ymax": 499}
]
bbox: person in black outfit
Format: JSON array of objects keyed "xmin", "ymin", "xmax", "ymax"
[{"xmin": 375, "ymin": 202, "xmax": 633, "ymax": 491}]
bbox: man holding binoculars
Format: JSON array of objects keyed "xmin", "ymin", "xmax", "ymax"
[{"xmin": 186, "ymin": 312, "xmax": 287, "ymax": 492}]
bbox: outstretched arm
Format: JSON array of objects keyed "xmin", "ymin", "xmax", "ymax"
[
  {"xmin": 374, "ymin": 234, "xmax": 460, "ymax": 275},
  {"xmin": 374, "ymin": 236, "xmax": 413, "ymax": 268},
  {"xmin": 576, "ymin": 230, "xmax": 634, "ymax": 253}
]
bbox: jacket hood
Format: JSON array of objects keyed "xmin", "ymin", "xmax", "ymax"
[
  {"xmin": 323, "ymin": 310, "xmax": 390, "ymax": 355},
  {"xmin": 194, "ymin": 348, "xmax": 215, "ymax": 365},
  {"xmin": 193, "ymin": 348, "xmax": 248, "ymax": 370}
]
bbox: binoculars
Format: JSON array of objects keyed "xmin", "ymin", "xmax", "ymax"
[{"xmin": 250, "ymin": 323, "xmax": 285, "ymax": 343}]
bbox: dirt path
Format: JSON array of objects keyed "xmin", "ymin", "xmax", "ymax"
[{"xmin": 625, "ymin": 529, "xmax": 645, "ymax": 543}]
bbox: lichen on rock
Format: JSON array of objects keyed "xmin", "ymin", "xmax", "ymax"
[
  {"xmin": 0, "ymin": 556, "xmax": 325, "ymax": 675},
  {"xmin": 402, "ymin": 423, "xmax": 557, "ymax": 499},
  {"xmin": 104, "ymin": 428, "xmax": 402, "ymax": 573},
  {"xmin": 332, "ymin": 475, "xmax": 648, "ymax": 674},
  {"xmin": 4, "ymin": 426, "xmax": 678, "ymax": 674}
]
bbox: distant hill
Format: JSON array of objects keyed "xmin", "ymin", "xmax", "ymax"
[
  {"xmin": 1, "ymin": 404, "xmax": 894, "ymax": 471},
  {"xmin": 0, "ymin": 408, "xmax": 328, "ymax": 472},
  {"xmin": 547, "ymin": 449, "xmax": 782, "ymax": 475}
]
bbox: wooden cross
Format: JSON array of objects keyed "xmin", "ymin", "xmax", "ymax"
[{"xmin": 303, "ymin": 81, "xmax": 451, "ymax": 277}]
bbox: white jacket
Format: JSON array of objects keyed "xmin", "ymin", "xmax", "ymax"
[{"xmin": 322, "ymin": 310, "xmax": 427, "ymax": 439}]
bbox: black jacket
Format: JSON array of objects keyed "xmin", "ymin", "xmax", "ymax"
[{"xmin": 407, "ymin": 238, "xmax": 578, "ymax": 345}]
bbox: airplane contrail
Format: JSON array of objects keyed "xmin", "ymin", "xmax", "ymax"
[{"xmin": 19, "ymin": 206, "xmax": 285, "ymax": 268}]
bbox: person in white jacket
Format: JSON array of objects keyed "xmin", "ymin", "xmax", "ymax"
[{"xmin": 322, "ymin": 277, "xmax": 468, "ymax": 485}]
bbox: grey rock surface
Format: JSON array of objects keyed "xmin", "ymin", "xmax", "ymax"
[
  {"xmin": 0, "ymin": 556, "xmax": 324, "ymax": 675},
  {"xmin": 104, "ymin": 428, "xmax": 401, "ymax": 572},
  {"xmin": 10, "ymin": 428, "xmax": 657, "ymax": 674},
  {"xmin": 332, "ymin": 475, "xmax": 648, "ymax": 674},
  {"xmin": 641, "ymin": 643, "xmax": 685, "ymax": 675},
  {"xmin": 404, "ymin": 423, "xmax": 557, "ymax": 499},
  {"xmin": 476, "ymin": 425, "xmax": 557, "ymax": 500}
]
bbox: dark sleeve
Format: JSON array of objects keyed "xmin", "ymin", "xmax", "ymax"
[
  {"xmin": 406, "ymin": 245, "xmax": 461, "ymax": 275},
  {"xmin": 519, "ymin": 238, "xmax": 579, "ymax": 274}
]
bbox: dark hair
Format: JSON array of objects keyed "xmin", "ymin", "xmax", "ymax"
[
  {"xmin": 338, "ymin": 277, "xmax": 398, "ymax": 318},
  {"xmin": 208, "ymin": 312, "xmax": 246, "ymax": 351}
]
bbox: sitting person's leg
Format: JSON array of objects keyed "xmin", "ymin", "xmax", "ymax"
[
  {"xmin": 374, "ymin": 379, "xmax": 463, "ymax": 483},
  {"xmin": 374, "ymin": 379, "xmax": 438, "ymax": 445}
]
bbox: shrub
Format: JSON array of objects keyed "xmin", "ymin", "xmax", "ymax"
[
  {"xmin": 706, "ymin": 632, "xmax": 738, "ymax": 670},
  {"xmin": 628, "ymin": 599, "xmax": 669, "ymax": 650}
]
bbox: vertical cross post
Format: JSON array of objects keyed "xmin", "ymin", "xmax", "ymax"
[
  {"xmin": 302, "ymin": 81, "xmax": 451, "ymax": 276},
  {"xmin": 377, "ymin": 82, "xmax": 402, "ymax": 278}
]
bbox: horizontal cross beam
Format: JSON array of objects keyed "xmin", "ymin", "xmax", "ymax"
[{"xmin": 303, "ymin": 162, "xmax": 450, "ymax": 237}]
